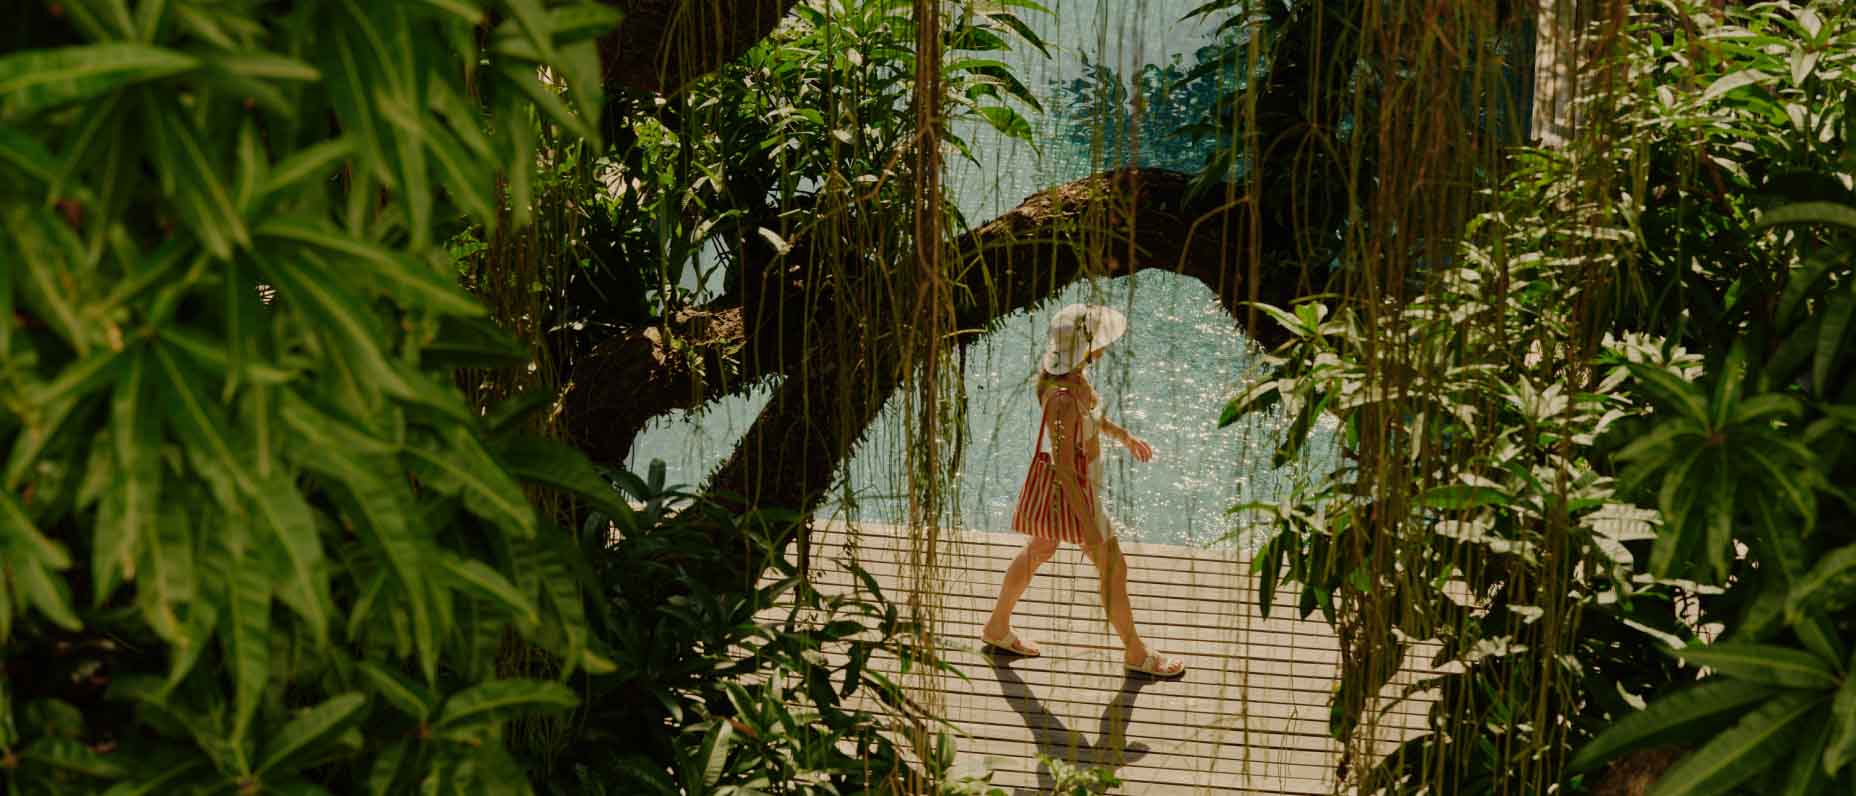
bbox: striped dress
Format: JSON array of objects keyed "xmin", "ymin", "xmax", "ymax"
[{"xmin": 1015, "ymin": 386, "xmax": 1114, "ymax": 545}]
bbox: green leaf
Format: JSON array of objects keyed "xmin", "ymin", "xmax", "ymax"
[
  {"xmin": 433, "ymin": 679, "xmax": 576, "ymax": 731},
  {"xmin": 529, "ymin": 538, "xmax": 587, "ymax": 675},
  {"xmin": 256, "ymin": 693, "xmax": 368, "ymax": 776},
  {"xmin": 320, "ymin": 454, "xmax": 438, "ymax": 683},
  {"xmin": 356, "ymin": 662, "xmax": 433, "ymax": 721},
  {"xmin": 1757, "ymin": 201, "xmax": 1856, "ymax": 231},
  {"xmin": 137, "ymin": 501, "xmax": 197, "ymax": 647},
  {"xmin": 205, "ymin": 52, "xmax": 320, "ymax": 82},
  {"xmin": 97, "ymin": 760, "xmax": 208, "ymax": 796},
  {"xmin": 404, "ymin": 425, "xmax": 535, "ymax": 537},
  {"xmin": 153, "ymin": 342, "xmax": 253, "ymax": 502},
  {"xmin": 1788, "ymin": 546, "xmax": 1856, "ymax": 618},
  {"xmin": 1627, "ymin": 362, "xmax": 1711, "ymax": 425},
  {"xmin": 7, "ymin": 203, "xmax": 98, "ymax": 355},
  {"xmin": 494, "ymin": 61, "xmax": 597, "ymax": 144},
  {"xmin": 19, "ymin": 736, "xmax": 127, "ymax": 779},
  {"xmin": 258, "ymin": 136, "xmax": 354, "ymax": 202},
  {"xmin": 320, "ymin": 25, "xmax": 392, "ymax": 196},
  {"xmin": 254, "ymin": 219, "xmax": 484, "ymax": 316},
  {"xmin": 212, "ymin": 537, "xmax": 272, "ymax": 743},
  {"xmin": 363, "ymin": 738, "xmax": 413, "ymax": 796},
  {"xmin": 0, "ymin": 44, "xmax": 198, "ymax": 119},
  {"xmin": 1816, "ymin": 287, "xmax": 1853, "ymax": 395},
  {"xmin": 439, "ymin": 553, "xmax": 539, "ymax": 626},
  {"xmin": 95, "ymin": 348, "xmax": 160, "ymax": 605},
  {"xmin": 422, "ymin": 124, "xmax": 496, "ymax": 226},
  {"xmin": 1779, "ymin": 707, "xmax": 1832, "ymax": 795},
  {"xmin": 1701, "ymin": 68, "xmax": 1769, "ymax": 102},
  {"xmin": 975, "ymin": 105, "xmax": 1033, "ymax": 142},
  {"xmin": 1647, "ymin": 691, "xmax": 1824, "ymax": 796},
  {"xmin": 149, "ymin": 101, "xmax": 250, "ymax": 259},
  {"xmin": 1671, "ymin": 643, "xmax": 1838, "ymax": 689},
  {"xmin": 493, "ymin": 435, "xmax": 630, "ymax": 519},
  {"xmin": 1570, "ymin": 679, "xmax": 1776, "ymax": 772},
  {"xmin": 698, "ymin": 718, "xmax": 735, "ymax": 787},
  {"xmin": 1824, "ymin": 658, "xmax": 1856, "ymax": 774},
  {"xmin": 1, "ymin": 487, "xmax": 72, "ymax": 571},
  {"xmin": 414, "ymin": 0, "xmax": 488, "ymax": 24},
  {"xmin": 0, "ymin": 123, "xmax": 56, "ymax": 187},
  {"xmin": 503, "ymin": 0, "xmax": 563, "ymax": 69},
  {"xmin": 1420, "ymin": 484, "xmax": 1509, "ymax": 510},
  {"xmin": 251, "ymin": 250, "xmax": 418, "ymax": 403},
  {"xmin": 14, "ymin": 554, "xmax": 82, "ymax": 631},
  {"xmin": 249, "ymin": 476, "xmax": 329, "ymax": 643},
  {"xmin": 423, "ymin": 314, "xmax": 529, "ymax": 369},
  {"xmin": 372, "ymin": 84, "xmax": 435, "ymax": 251}
]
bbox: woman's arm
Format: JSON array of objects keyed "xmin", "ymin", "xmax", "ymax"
[
  {"xmin": 1100, "ymin": 416, "xmax": 1154, "ymax": 462},
  {"xmin": 1045, "ymin": 395, "xmax": 1097, "ymax": 528}
]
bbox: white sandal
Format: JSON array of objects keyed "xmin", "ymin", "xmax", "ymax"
[
  {"xmin": 1126, "ymin": 651, "xmax": 1185, "ymax": 678},
  {"xmin": 981, "ymin": 629, "xmax": 1040, "ymax": 657}
]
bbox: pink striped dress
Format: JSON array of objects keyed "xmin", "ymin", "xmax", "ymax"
[{"xmin": 1016, "ymin": 387, "xmax": 1113, "ymax": 545}]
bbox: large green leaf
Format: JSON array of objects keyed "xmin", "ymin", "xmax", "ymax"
[
  {"xmin": 404, "ymin": 425, "xmax": 535, "ymax": 537},
  {"xmin": 433, "ymin": 679, "xmax": 575, "ymax": 731},
  {"xmin": 149, "ymin": 101, "xmax": 250, "ymax": 260},
  {"xmin": 1780, "ymin": 708, "xmax": 1833, "ymax": 795},
  {"xmin": 209, "ymin": 533, "xmax": 272, "ymax": 744},
  {"xmin": 1570, "ymin": 679, "xmax": 1777, "ymax": 772},
  {"xmin": 257, "ymin": 137, "xmax": 355, "ymax": 203},
  {"xmin": 1648, "ymin": 691, "xmax": 1825, "ymax": 796},
  {"xmin": 95, "ymin": 348, "xmax": 161, "ymax": 605},
  {"xmin": 255, "ymin": 693, "xmax": 368, "ymax": 776},
  {"xmin": 252, "ymin": 250, "xmax": 416, "ymax": 403},
  {"xmin": 1788, "ymin": 545, "xmax": 1856, "ymax": 617},
  {"xmin": 254, "ymin": 219, "xmax": 484, "ymax": 316},
  {"xmin": 1756, "ymin": 201, "xmax": 1856, "ymax": 231},
  {"xmin": 7, "ymin": 203, "xmax": 99, "ymax": 355},
  {"xmin": 438, "ymin": 553, "xmax": 538, "ymax": 626},
  {"xmin": 320, "ymin": 454, "xmax": 439, "ymax": 682},
  {"xmin": 137, "ymin": 501, "xmax": 197, "ymax": 649},
  {"xmin": 0, "ymin": 485, "xmax": 72, "ymax": 572},
  {"xmin": 11, "ymin": 551, "xmax": 81, "ymax": 632},
  {"xmin": 1826, "ymin": 667, "xmax": 1856, "ymax": 775},
  {"xmin": 1817, "ymin": 286, "xmax": 1854, "ymax": 396},
  {"xmin": 0, "ymin": 123, "xmax": 57, "ymax": 186},
  {"xmin": 1626, "ymin": 363, "xmax": 1712, "ymax": 425},
  {"xmin": 153, "ymin": 342, "xmax": 253, "ymax": 504},
  {"xmin": 19, "ymin": 736, "xmax": 128, "ymax": 779},
  {"xmin": 0, "ymin": 43, "xmax": 198, "ymax": 119},
  {"xmin": 422, "ymin": 315, "xmax": 530, "ymax": 369},
  {"xmin": 493, "ymin": 435, "xmax": 631, "ymax": 519},
  {"xmin": 1671, "ymin": 643, "xmax": 1838, "ymax": 689},
  {"xmin": 248, "ymin": 475, "xmax": 330, "ymax": 643},
  {"xmin": 356, "ymin": 662, "xmax": 434, "ymax": 721}
]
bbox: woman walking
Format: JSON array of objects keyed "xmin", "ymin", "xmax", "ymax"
[{"xmin": 982, "ymin": 303, "xmax": 1186, "ymax": 678}]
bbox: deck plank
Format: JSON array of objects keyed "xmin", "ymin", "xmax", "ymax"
[{"xmin": 768, "ymin": 522, "xmax": 1438, "ymax": 794}]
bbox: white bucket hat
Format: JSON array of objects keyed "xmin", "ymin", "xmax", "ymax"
[{"xmin": 1040, "ymin": 303, "xmax": 1127, "ymax": 375}]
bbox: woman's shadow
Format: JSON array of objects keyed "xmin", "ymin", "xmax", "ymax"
[{"xmin": 989, "ymin": 657, "xmax": 1154, "ymax": 795}]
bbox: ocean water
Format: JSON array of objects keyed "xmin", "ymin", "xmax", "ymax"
[{"xmin": 625, "ymin": 0, "xmax": 1338, "ymax": 548}]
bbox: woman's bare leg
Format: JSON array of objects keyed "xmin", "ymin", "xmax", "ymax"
[
  {"xmin": 1081, "ymin": 537, "xmax": 1148, "ymax": 663},
  {"xmin": 984, "ymin": 537, "xmax": 1060, "ymax": 642}
]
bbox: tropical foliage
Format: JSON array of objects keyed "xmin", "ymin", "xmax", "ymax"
[
  {"xmin": 12, "ymin": 0, "xmax": 1856, "ymax": 792},
  {"xmin": 0, "ymin": 2, "xmax": 639, "ymax": 792},
  {"xmin": 1228, "ymin": 0, "xmax": 1856, "ymax": 792}
]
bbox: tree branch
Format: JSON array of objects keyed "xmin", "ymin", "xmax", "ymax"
[
  {"xmin": 701, "ymin": 167, "xmax": 1317, "ymax": 514},
  {"xmin": 598, "ymin": 0, "xmax": 799, "ymax": 95}
]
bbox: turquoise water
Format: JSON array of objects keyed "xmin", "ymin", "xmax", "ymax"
[{"xmin": 626, "ymin": 0, "xmax": 1337, "ymax": 547}]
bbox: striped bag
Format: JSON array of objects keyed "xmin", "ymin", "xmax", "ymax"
[{"xmin": 1010, "ymin": 391, "xmax": 1094, "ymax": 544}]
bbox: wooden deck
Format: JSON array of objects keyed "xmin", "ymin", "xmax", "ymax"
[{"xmin": 780, "ymin": 522, "xmax": 1438, "ymax": 795}]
